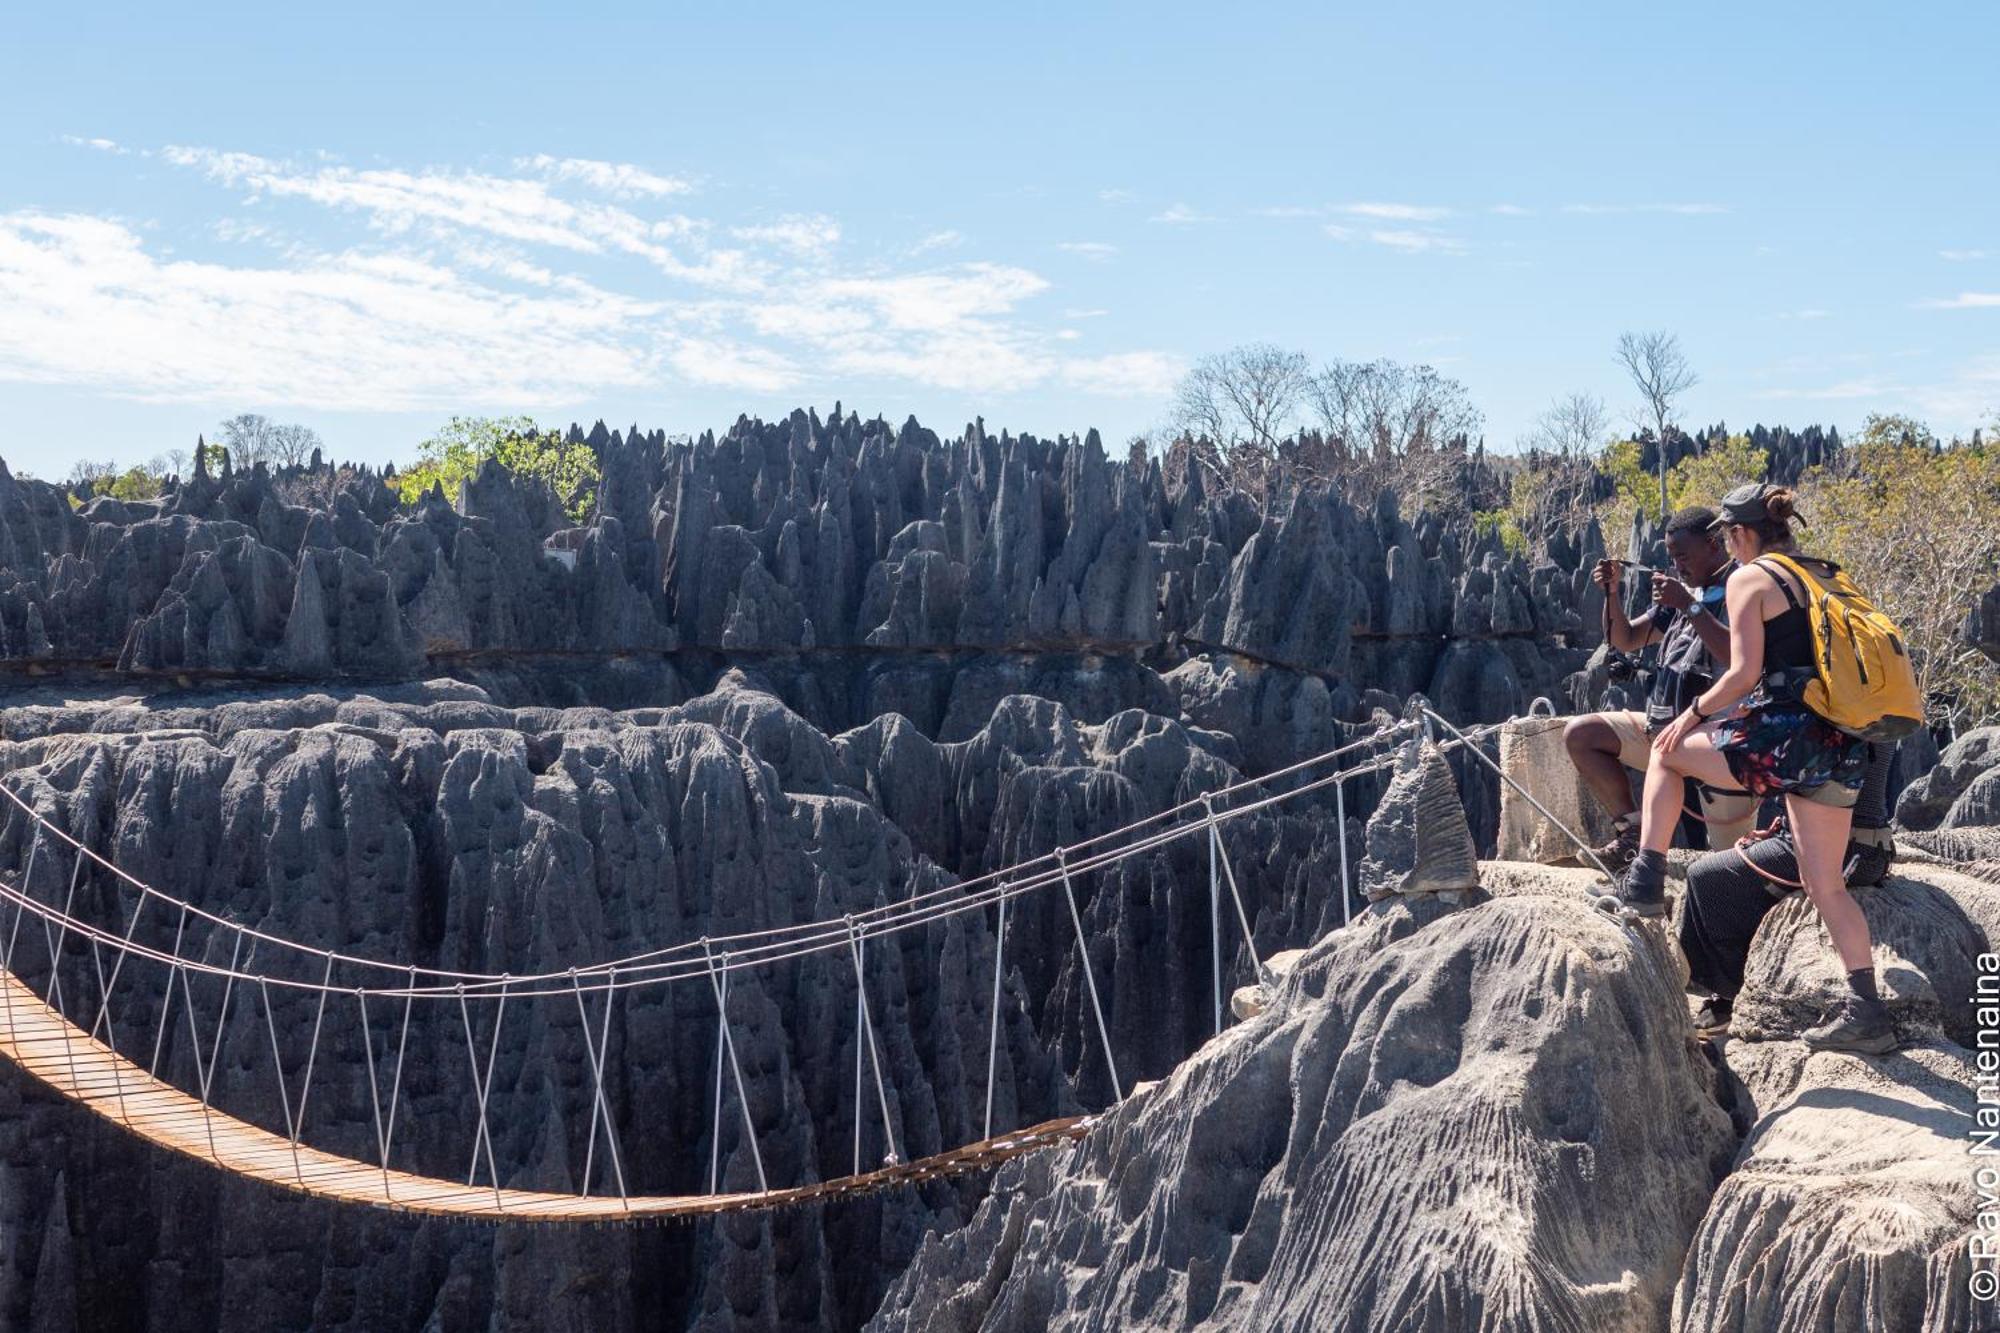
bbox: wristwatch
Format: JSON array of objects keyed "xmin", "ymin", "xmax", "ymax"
[{"xmin": 1686, "ymin": 600, "xmax": 1711, "ymax": 619}]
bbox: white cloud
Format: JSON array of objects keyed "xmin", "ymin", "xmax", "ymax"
[
  {"xmin": 516, "ymin": 154, "xmax": 692, "ymax": 198},
  {"xmin": 1323, "ymin": 223, "xmax": 1354, "ymax": 242},
  {"xmin": 669, "ymin": 338, "xmax": 798, "ymax": 393},
  {"xmin": 1056, "ymin": 241, "xmax": 1118, "ymax": 260},
  {"xmin": 1098, "ymin": 188, "xmax": 1137, "ymax": 204},
  {"xmin": 1148, "ymin": 203, "xmax": 1214, "ymax": 225},
  {"xmin": 1339, "ymin": 202, "xmax": 1449, "ymax": 221},
  {"xmin": 8, "ymin": 144, "xmax": 1182, "ymax": 413},
  {"xmin": 1489, "ymin": 203, "xmax": 1532, "ymax": 216},
  {"xmin": 62, "ymin": 135, "xmax": 129, "ymax": 155},
  {"xmin": 1917, "ymin": 292, "xmax": 2000, "ymax": 309},
  {"xmin": 1063, "ymin": 308, "xmax": 1110, "ymax": 319},
  {"xmin": 1059, "ymin": 351, "xmax": 1183, "ymax": 397},
  {"xmin": 1368, "ymin": 229, "xmax": 1466, "ymax": 254},
  {"xmin": 816, "ymin": 264, "xmax": 1049, "ymax": 332},
  {"xmin": 912, "ymin": 229, "xmax": 963, "ymax": 253},
  {"xmin": 1941, "ymin": 249, "xmax": 1990, "ymax": 262},
  {"xmin": 163, "ymin": 146, "xmax": 751, "ymax": 288},
  {"xmin": 0, "ymin": 212, "xmax": 665, "ymax": 409},
  {"xmin": 731, "ymin": 214, "xmax": 840, "ymax": 257},
  {"xmin": 1561, "ymin": 202, "xmax": 1729, "ymax": 215}
]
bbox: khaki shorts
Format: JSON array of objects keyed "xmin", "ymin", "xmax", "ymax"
[{"xmin": 1602, "ymin": 711, "xmax": 1760, "ymax": 845}]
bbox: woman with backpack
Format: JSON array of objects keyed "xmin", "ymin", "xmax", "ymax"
[{"xmin": 1612, "ymin": 482, "xmax": 1913, "ymax": 1054}]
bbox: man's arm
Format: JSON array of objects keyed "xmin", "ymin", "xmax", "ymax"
[
  {"xmin": 1687, "ymin": 602, "xmax": 1731, "ymax": 662},
  {"xmin": 1595, "ymin": 560, "xmax": 1662, "ymax": 652}
]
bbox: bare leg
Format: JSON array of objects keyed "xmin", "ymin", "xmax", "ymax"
[
  {"xmin": 1564, "ymin": 716, "xmax": 1637, "ymax": 821},
  {"xmin": 1643, "ymin": 727, "xmax": 1746, "ymax": 853},
  {"xmin": 1786, "ymin": 793, "xmax": 1873, "ymax": 973}
]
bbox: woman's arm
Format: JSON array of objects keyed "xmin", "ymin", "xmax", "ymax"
[
  {"xmin": 1694, "ymin": 570, "xmax": 1767, "ymax": 717},
  {"xmin": 1653, "ymin": 568, "xmax": 1766, "ymax": 755}
]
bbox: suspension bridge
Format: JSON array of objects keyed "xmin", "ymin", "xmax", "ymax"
[{"xmin": 0, "ymin": 707, "xmax": 1570, "ymax": 1223}]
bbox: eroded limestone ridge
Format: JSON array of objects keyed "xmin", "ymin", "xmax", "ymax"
[
  {"xmin": 872, "ymin": 854, "xmax": 1992, "ymax": 1333},
  {"xmin": 0, "ymin": 413, "xmax": 1604, "ymax": 725}
]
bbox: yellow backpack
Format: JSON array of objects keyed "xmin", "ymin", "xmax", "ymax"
[{"xmin": 1757, "ymin": 553, "xmax": 1923, "ymax": 741}]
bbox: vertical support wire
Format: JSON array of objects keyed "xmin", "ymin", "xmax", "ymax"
[
  {"xmin": 570, "ymin": 967, "xmax": 629, "ymax": 1207},
  {"xmin": 258, "ymin": 978, "xmax": 303, "ymax": 1186},
  {"xmin": 1336, "ymin": 777, "xmax": 1352, "ymax": 928},
  {"xmin": 1204, "ymin": 801, "xmax": 1222, "ymax": 1036},
  {"xmin": 87, "ymin": 890, "xmax": 148, "ymax": 1045},
  {"xmin": 709, "ymin": 960, "xmax": 729, "ymax": 1195},
  {"xmin": 291, "ymin": 953, "xmax": 335, "ymax": 1148},
  {"xmin": 1055, "ymin": 849, "xmax": 1122, "ymax": 1103},
  {"xmin": 380, "ymin": 967, "xmax": 417, "ymax": 1192},
  {"xmin": 457, "ymin": 978, "xmax": 508, "ymax": 1210},
  {"xmin": 983, "ymin": 889, "xmax": 1008, "ymax": 1141},
  {"xmin": 849, "ymin": 920, "xmax": 864, "ymax": 1177},
  {"xmin": 88, "ymin": 934, "xmax": 129, "ymax": 1124},
  {"xmin": 1211, "ymin": 820, "xmax": 1272, "ymax": 987},
  {"xmin": 0, "ymin": 826, "xmax": 43, "ymax": 1047},
  {"xmin": 190, "ymin": 930, "xmax": 246, "ymax": 1165},
  {"xmin": 846, "ymin": 922, "xmax": 898, "ymax": 1167},
  {"xmin": 41, "ymin": 846, "xmax": 87, "ymax": 1018},
  {"xmin": 357, "ymin": 989, "xmax": 390, "ymax": 1196},
  {"xmin": 702, "ymin": 943, "xmax": 768, "ymax": 1194},
  {"xmin": 150, "ymin": 905, "xmax": 190, "ymax": 1075}
]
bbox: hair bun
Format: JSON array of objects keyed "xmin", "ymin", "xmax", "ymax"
[{"xmin": 1764, "ymin": 488, "xmax": 1796, "ymax": 521}]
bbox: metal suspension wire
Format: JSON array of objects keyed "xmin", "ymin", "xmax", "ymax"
[
  {"xmin": 0, "ymin": 719, "xmax": 1503, "ymax": 1002},
  {"xmin": 0, "ymin": 706, "xmax": 1541, "ymax": 1218},
  {"xmin": 0, "ymin": 719, "xmax": 1420, "ymax": 993}
]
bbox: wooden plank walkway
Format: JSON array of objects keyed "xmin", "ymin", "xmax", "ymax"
[{"xmin": 0, "ymin": 967, "xmax": 1091, "ymax": 1222}]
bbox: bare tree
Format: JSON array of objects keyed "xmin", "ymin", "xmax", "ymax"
[
  {"xmin": 1615, "ymin": 331, "xmax": 1698, "ymax": 524},
  {"xmin": 1171, "ymin": 343, "xmax": 1310, "ymax": 452},
  {"xmin": 1526, "ymin": 392, "xmax": 1609, "ymax": 458},
  {"xmin": 269, "ymin": 422, "xmax": 323, "ymax": 468},
  {"xmin": 218, "ymin": 413, "xmax": 277, "ymax": 469},
  {"xmin": 1305, "ymin": 359, "xmax": 1482, "ymax": 457},
  {"xmin": 161, "ymin": 447, "xmax": 191, "ymax": 479}
]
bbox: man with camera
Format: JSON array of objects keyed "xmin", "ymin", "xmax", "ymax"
[{"xmin": 1562, "ymin": 506, "xmax": 1756, "ymax": 870}]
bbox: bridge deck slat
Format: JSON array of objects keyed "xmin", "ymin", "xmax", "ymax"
[{"xmin": 1, "ymin": 969, "xmax": 1086, "ymax": 1221}]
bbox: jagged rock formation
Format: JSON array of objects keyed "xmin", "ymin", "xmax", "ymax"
[
  {"xmin": 876, "ymin": 855, "xmax": 2000, "ymax": 1333},
  {"xmin": 871, "ymin": 865, "xmax": 1737, "ymax": 1332},
  {"xmin": 1357, "ymin": 740, "xmax": 1481, "ymax": 901},
  {"xmin": 0, "ymin": 418, "xmax": 1599, "ymax": 730},
  {"xmin": 0, "ymin": 670, "xmax": 1386, "ymax": 1332}
]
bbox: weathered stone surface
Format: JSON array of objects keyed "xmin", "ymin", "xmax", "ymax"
[
  {"xmin": 1358, "ymin": 740, "xmax": 1481, "ymax": 900},
  {"xmin": 1678, "ymin": 1040, "xmax": 1979, "ymax": 1333},
  {"xmin": 871, "ymin": 866, "xmax": 1736, "ymax": 1333}
]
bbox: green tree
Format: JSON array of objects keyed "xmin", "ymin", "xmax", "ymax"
[
  {"xmin": 393, "ymin": 416, "xmax": 601, "ymax": 523},
  {"xmin": 1799, "ymin": 440, "xmax": 2000, "ymax": 728},
  {"xmin": 1596, "ymin": 433, "xmax": 1767, "ymax": 540}
]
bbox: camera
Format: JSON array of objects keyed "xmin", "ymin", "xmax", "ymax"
[{"xmin": 1605, "ymin": 649, "xmax": 1641, "ymax": 683}]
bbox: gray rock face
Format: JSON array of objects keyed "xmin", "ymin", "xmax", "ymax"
[
  {"xmin": 0, "ymin": 415, "xmax": 1592, "ymax": 731},
  {"xmin": 870, "ymin": 868, "xmax": 1737, "ymax": 1333},
  {"xmin": 1358, "ymin": 740, "xmax": 1481, "ymax": 900},
  {"xmin": 0, "ymin": 670, "xmax": 1385, "ymax": 1332}
]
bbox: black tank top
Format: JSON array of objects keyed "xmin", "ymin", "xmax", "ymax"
[{"xmin": 1758, "ymin": 560, "xmax": 1817, "ymax": 677}]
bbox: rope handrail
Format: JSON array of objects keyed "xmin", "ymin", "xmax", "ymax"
[
  {"xmin": 0, "ymin": 708, "xmax": 1549, "ymax": 1218},
  {"xmin": 0, "ymin": 719, "xmax": 1510, "ymax": 1000},
  {"xmin": 0, "ymin": 717, "xmax": 1460, "ymax": 998}
]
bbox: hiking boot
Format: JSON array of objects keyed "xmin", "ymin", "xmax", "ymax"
[
  {"xmin": 1587, "ymin": 823, "xmax": 1641, "ymax": 874},
  {"xmin": 1609, "ymin": 861, "xmax": 1668, "ymax": 918},
  {"xmin": 1843, "ymin": 832, "xmax": 1895, "ymax": 888},
  {"xmin": 1800, "ymin": 995, "xmax": 1898, "ymax": 1055},
  {"xmin": 1692, "ymin": 996, "xmax": 1733, "ymax": 1037}
]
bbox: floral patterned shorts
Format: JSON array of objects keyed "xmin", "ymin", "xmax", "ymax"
[{"xmin": 1712, "ymin": 700, "xmax": 1867, "ymax": 807}]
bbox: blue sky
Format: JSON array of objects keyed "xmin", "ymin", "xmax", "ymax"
[{"xmin": 1, "ymin": 2, "xmax": 1994, "ymax": 479}]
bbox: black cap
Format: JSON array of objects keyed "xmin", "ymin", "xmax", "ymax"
[{"xmin": 1709, "ymin": 482, "xmax": 1779, "ymax": 530}]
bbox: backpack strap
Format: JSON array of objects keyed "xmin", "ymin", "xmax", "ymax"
[{"xmin": 1752, "ymin": 555, "xmax": 1808, "ymax": 612}]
